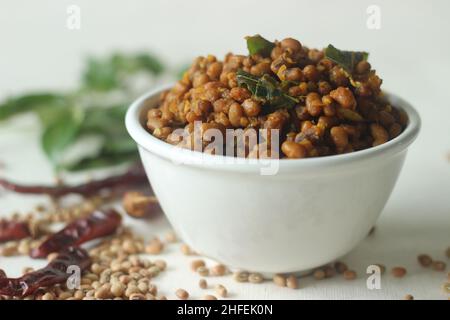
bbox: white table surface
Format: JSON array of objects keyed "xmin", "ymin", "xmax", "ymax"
[{"xmin": 0, "ymin": 0, "xmax": 449, "ymax": 300}]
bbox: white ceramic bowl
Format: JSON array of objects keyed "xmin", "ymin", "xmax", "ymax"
[{"xmin": 126, "ymin": 85, "xmax": 421, "ymax": 274}]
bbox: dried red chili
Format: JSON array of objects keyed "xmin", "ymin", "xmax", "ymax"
[
  {"xmin": 0, "ymin": 247, "xmax": 91, "ymax": 297},
  {"xmin": 0, "ymin": 220, "xmax": 31, "ymax": 243},
  {"xmin": 0, "ymin": 164, "xmax": 147, "ymax": 198},
  {"xmin": 30, "ymin": 209, "xmax": 122, "ymax": 259}
]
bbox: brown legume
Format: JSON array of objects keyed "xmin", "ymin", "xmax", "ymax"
[
  {"xmin": 330, "ymin": 87, "xmax": 356, "ymax": 110},
  {"xmin": 281, "ymin": 141, "xmax": 306, "ymax": 159}
]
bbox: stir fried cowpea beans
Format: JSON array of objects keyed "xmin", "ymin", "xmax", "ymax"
[{"xmin": 146, "ymin": 37, "xmax": 407, "ymax": 159}]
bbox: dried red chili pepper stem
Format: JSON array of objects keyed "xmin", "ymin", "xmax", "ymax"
[
  {"xmin": 0, "ymin": 220, "xmax": 31, "ymax": 243},
  {"xmin": 0, "ymin": 164, "xmax": 147, "ymax": 198},
  {"xmin": 0, "ymin": 247, "xmax": 91, "ymax": 297},
  {"xmin": 30, "ymin": 209, "xmax": 122, "ymax": 259}
]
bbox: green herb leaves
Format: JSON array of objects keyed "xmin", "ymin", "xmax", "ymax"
[
  {"xmin": 82, "ymin": 53, "xmax": 164, "ymax": 91},
  {"xmin": 42, "ymin": 107, "xmax": 84, "ymax": 164},
  {"xmin": 245, "ymin": 35, "xmax": 275, "ymax": 57},
  {"xmin": 0, "ymin": 93, "xmax": 65, "ymax": 121},
  {"xmin": 236, "ymin": 70, "xmax": 298, "ymax": 110},
  {"xmin": 0, "ymin": 52, "xmax": 164, "ymax": 172},
  {"xmin": 324, "ymin": 44, "xmax": 369, "ymax": 73}
]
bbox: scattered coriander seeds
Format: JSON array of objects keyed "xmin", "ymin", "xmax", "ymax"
[
  {"xmin": 233, "ymin": 271, "xmax": 249, "ymax": 283},
  {"xmin": 197, "ymin": 266, "xmax": 210, "ymax": 276},
  {"xmin": 392, "ymin": 267, "xmax": 407, "ymax": 278},
  {"xmin": 165, "ymin": 231, "xmax": 177, "ymax": 243},
  {"xmin": 313, "ymin": 269, "xmax": 326, "ymax": 280},
  {"xmin": 417, "ymin": 254, "xmax": 433, "ymax": 267},
  {"xmin": 181, "ymin": 244, "xmax": 193, "ymax": 255},
  {"xmin": 343, "ymin": 270, "xmax": 357, "ymax": 280},
  {"xmin": 153, "ymin": 259, "xmax": 167, "ymax": 271},
  {"xmin": 111, "ymin": 282, "xmax": 125, "ymax": 297},
  {"xmin": 176, "ymin": 288, "xmax": 189, "ymax": 300},
  {"xmin": 215, "ymin": 284, "xmax": 228, "ymax": 297},
  {"xmin": 190, "ymin": 259, "xmax": 206, "ymax": 272},
  {"xmin": 211, "ymin": 264, "xmax": 227, "ymax": 276},
  {"xmin": 248, "ymin": 273, "xmax": 264, "ymax": 284},
  {"xmin": 130, "ymin": 293, "xmax": 146, "ymax": 300},
  {"xmin": 145, "ymin": 238, "xmax": 164, "ymax": 254},
  {"xmin": 431, "ymin": 260, "xmax": 446, "ymax": 271},
  {"xmin": 286, "ymin": 275, "xmax": 299, "ymax": 289},
  {"xmin": 199, "ymin": 279, "xmax": 208, "ymax": 289},
  {"xmin": 404, "ymin": 294, "xmax": 414, "ymax": 300},
  {"xmin": 95, "ymin": 286, "xmax": 111, "ymax": 299},
  {"xmin": 203, "ymin": 295, "xmax": 217, "ymax": 300},
  {"xmin": 273, "ymin": 274, "xmax": 286, "ymax": 287}
]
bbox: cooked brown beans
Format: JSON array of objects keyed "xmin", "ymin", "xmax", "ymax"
[
  {"xmin": 281, "ymin": 141, "xmax": 306, "ymax": 159},
  {"xmin": 242, "ymin": 99, "xmax": 261, "ymax": 117},
  {"xmin": 228, "ymin": 102, "xmax": 244, "ymax": 127},
  {"xmin": 280, "ymin": 38, "xmax": 302, "ymax": 52},
  {"xmin": 147, "ymin": 36, "xmax": 406, "ymax": 158},
  {"xmin": 330, "ymin": 87, "xmax": 356, "ymax": 110},
  {"xmin": 330, "ymin": 126, "xmax": 349, "ymax": 148},
  {"xmin": 370, "ymin": 124, "xmax": 389, "ymax": 146}
]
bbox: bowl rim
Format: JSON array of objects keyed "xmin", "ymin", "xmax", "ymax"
[{"xmin": 126, "ymin": 83, "xmax": 421, "ymax": 173}]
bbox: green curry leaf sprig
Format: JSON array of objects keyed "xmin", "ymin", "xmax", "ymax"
[
  {"xmin": 0, "ymin": 52, "xmax": 166, "ymax": 172},
  {"xmin": 236, "ymin": 70, "xmax": 299, "ymax": 111}
]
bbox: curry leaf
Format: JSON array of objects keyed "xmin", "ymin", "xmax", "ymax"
[
  {"xmin": 82, "ymin": 53, "xmax": 165, "ymax": 91},
  {"xmin": 63, "ymin": 149, "xmax": 138, "ymax": 171},
  {"xmin": 42, "ymin": 107, "xmax": 84, "ymax": 164},
  {"xmin": 246, "ymin": 35, "xmax": 275, "ymax": 57},
  {"xmin": 236, "ymin": 70, "xmax": 298, "ymax": 110},
  {"xmin": 0, "ymin": 93, "xmax": 65, "ymax": 121},
  {"xmin": 324, "ymin": 44, "xmax": 369, "ymax": 73}
]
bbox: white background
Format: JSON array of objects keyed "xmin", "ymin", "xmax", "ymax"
[{"xmin": 0, "ymin": 0, "xmax": 449, "ymax": 299}]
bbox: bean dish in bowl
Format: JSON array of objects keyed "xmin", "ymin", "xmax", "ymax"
[
  {"xmin": 126, "ymin": 36, "xmax": 420, "ymax": 274},
  {"xmin": 145, "ymin": 35, "xmax": 407, "ymax": 159}
]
